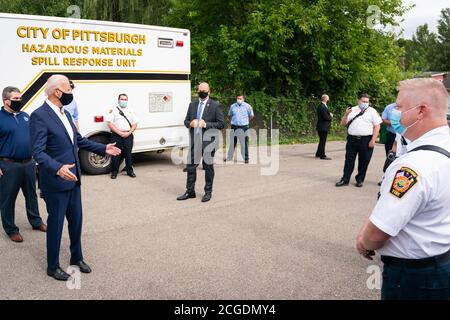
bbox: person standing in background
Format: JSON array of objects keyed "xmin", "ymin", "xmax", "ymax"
[
  {"xmin": 225, "ymin": 94, "xmax": 254, "ymax": 163},
  {"xmin": 315, "ymin": 94, "xmax": 333, "ymax": 160}
]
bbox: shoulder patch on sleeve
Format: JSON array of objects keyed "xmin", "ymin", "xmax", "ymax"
[
  {"xmin": 390, "ymin": 167, "xmax": 418, "ymax": 199},
  {"xmin": 108, "ymin": 109, "xmax": 113, "ymax": 113}
]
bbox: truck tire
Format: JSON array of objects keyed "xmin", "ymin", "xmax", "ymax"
[{"xmin": 79, "ymin": 134, "xmax": 112, "ymax": 175}]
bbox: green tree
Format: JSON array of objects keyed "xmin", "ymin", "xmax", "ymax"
[
  {"xmin": 82, "ymin": 0, "xmax": 171, "ymax": 25},
  {"xmin": 164, "ymin": 0, "xmax": 408, "ymax": 136},
  {"xmin": 0, "ymin": 0, "xmax": 83, "ymax": 17},
  {"xmin": 398, "ymin": 24, "xmax": 438, "ymax": 71},
  {"xmin": 166, "ymin": 0, "xmax": 406, "ymax": 103},
  {"xmin": 436, "ymin": 8, "xmax": 450, "ymax": 70}
]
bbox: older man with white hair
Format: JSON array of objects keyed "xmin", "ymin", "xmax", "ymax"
[
  {"xmin": 30, "ymin": 74, "xmax": 121, "ymax": 281},
  {"xmin": 356, "ymin": 78, "xmax": 450, "ymax": 300}
]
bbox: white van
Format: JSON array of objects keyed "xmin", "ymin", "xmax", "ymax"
[{"xmin": 0, "ymin": 12, "xmax": 190, "ymax": 174}]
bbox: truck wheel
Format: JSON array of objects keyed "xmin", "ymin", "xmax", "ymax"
[{"xmin": 79, "ymin": 135, "xmax": 112, "ymax": 175}]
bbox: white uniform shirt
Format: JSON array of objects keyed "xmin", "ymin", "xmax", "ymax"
[
  {"xmin": 46, "ymin": 99, "xmax": 74, "ymax": 144},
  {"xmin": 347, "ymin": 106, "xmax": 382, "ymax": 136},
  {"xmin": 370, "ymin": 126, "xmax": 450, "ymax": 259},
  {"xmin": 106, "ymin": 106, "xmax": 139, "ymax": 131},
  {"xmin": 394, "ymin": 133, "xmax": 409, "ymax": 158}
]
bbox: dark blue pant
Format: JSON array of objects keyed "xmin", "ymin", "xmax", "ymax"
[
  {"xmin": 341, "ymin": 135, "xmax": 374, "ymax": 183},
  {"xmin": 227, "ymin": 125, "xmax": 249, "ymax": 161},
  {"xmin": 382, "ymin": 260, "xmax": 450, "ymax": 300},
  {"xmin": 42, "ymin": 186, "xmax": 83, "ymax": 270},
  {"xmin": 384, "ymin": 131, "xmax": 396, "ymax": 156},
  {"xmin": 0, "ymin": 160, "xmax": 42, "ymax": 236}
]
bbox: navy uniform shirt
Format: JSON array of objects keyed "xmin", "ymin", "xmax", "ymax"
[{"xmin": 0, "ymin": 107, "xmax": 32, "ymax": 160}]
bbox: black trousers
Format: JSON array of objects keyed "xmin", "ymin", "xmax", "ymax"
[
  {"xmin": 186, "ymin": 134, "xmax": 216, "ymax": 194},
  {"xmin": 111, "ymin": 133, "xmax": 134, "ymax": 174},
  {"xmin": 384, "ymin": 131, "xmax": 396, "ymax": 156},
  {"xmin": 227, "ymin": 125, "xmax": 249, "ymax": 161},
  {"xmin": 341, "ymin": 135, "xmax": 374, "ymax": 183},
  {"xmin": 315, "ymin": 130, "xmax": 329, "ymax": 158},
  {"xmin": 0, "ymin": 159, "xmax": 43, "ymax": 236}
]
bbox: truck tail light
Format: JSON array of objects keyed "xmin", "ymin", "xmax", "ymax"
[{"xmin": 176, "ymin": 41, "xmax": 184, "ymax": 47}]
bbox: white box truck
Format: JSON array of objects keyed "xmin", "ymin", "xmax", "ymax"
[{"xmin": 0, "ymin": 12, "xmax": 190, "ymax": 174}]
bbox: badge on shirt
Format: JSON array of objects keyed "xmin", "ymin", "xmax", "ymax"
[{"xmin": 390, "ymin": 167, "xmax": 418, "ymax": 199}]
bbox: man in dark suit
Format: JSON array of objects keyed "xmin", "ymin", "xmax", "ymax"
[
  {"xmin": 315, "ymin": 94, "xmax": 333, "ymax": 160},
  {"xmin": 30, "ymin": 75, "xmax": 121, "ymax": 281},
  {"xmin": 177, "ymin": 82, "xmax": 224, "ymax": 203}
]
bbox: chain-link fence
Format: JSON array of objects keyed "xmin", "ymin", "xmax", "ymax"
[{"xmin": 208, "ymin": 96, "xmax": 347, "ymax": 143}]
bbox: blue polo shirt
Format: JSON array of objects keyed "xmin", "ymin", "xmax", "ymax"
[
  {"xmin": 381, "ymin": 103, "xmax": 397, "ymax": 134},
  {"xmin": 65, "ymin": 99, "xmax": 79, "ymax": 121},
  {"xmin": 229, "ymin": 102, "xmax": 254, "ymax": 126},
  {"xmin": 0, "ymin": 107, "xmax": 32, "ymax": 160}
]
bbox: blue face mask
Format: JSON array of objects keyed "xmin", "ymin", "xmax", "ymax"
[
  {"xmin": 390, "ymin": 106, "xmax": 420, "ymax": 135},
  {"xmin": 119, "ymin": 101, "xmax": 128, "ymax": 108},
  {"xmin": 360, "ymin": 102, "xmax": 369, "ymax": 111}
]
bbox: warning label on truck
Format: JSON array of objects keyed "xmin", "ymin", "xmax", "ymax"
[{"xmin": 149, "ymin": 93, "xmax": 173, "ymax": 113}]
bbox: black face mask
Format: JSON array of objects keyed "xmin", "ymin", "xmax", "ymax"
[
  {"xmin": 198, "ymin": 91, "xmax": 208, "ymax": 99},
  {"xmin": 58, "ymin": 90, "xmax": 74, "ymax": 106},
  {"xmin": 9, "ymin": 100, "xmax": 22, "ymax": 112}
]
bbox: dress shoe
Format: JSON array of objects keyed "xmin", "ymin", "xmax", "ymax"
[
  {"xmin": 47, "ymin": 267, "xmax": 71, "ymax": 281},
  {"xmin": 33, "ymin": 224, "xmax": 47, "ymax": 232},
  {"xmin": 378, "ymin": 181, "xmax": 382, "ymax": 186},
  {"xmin": 356, "ymin": 182, "xmax": 364, "ymax": 188},
  {"xmin": 183, "ymin": 167, "xmax": 188, "ymax": 172},
  {"xmin": 9, "ymin": 233, "xmax": 23, "ymax": 243},
  {"xmin": 245, "ymin": 160, "xmax": 249, "ymax": 164},
  {"xmin": 320, "ymin": 156, "xmax": 332, "ymax": 160},
  {"xmin": 335, "ymin": 179, "xmax": 349, "ymax": 187},
  {"xmin": 70, "ymin": 260, "xmax": 92, "ymax": 274},
  {"xmin": 177, "ymin": 192, "xmax": 196, "ymax": 201},
  {"xmin": 127, "ymin": 172, "xmax": 136, "ymax": 178},
  {"xmin": 111, "ymin": 171, "xmax": 118, "ymax": 179},
  {"xmin": 202, "ymin": 193, "xmax": 212, "ymax": 202}
]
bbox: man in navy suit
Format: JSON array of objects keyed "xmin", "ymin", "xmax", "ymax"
[
  {"xmin": 177, "ymin": 82, "xmax": 224, "ymax": 203},
  {"xmin": 30, "ymin": 75, "xmax": 121, "ymax": 281}
]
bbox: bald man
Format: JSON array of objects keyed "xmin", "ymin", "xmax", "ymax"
[
  {"xmin": 315, "ymin": 94, "xmax": 333, "ymax": 160},
  {"xmin": 177, "ymin": 82, "xmax": 224, "ymax": 202},
  {"xmin": 356, "ymin": 78, "xmax": 450, "ymax": 300},
  {"xmin": 30, "ymin": 75, "xmax": 121, "ymax": 281}
]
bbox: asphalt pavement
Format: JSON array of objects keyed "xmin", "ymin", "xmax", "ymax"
[{"xmin": 0, "ymin": 141, "xmax": 385, "ymax": 300}]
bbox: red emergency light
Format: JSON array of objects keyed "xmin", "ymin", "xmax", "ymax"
[
  {"xmin": 176, "ymin": 41, "xmax": 184, "ymax": 47},
  {"xmin": 94, "ymin": 116, "xmax": 104, "ymax": 123}
]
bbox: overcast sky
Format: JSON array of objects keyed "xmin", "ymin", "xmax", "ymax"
[{"xmin": 399, "ymin": 0, "xmax": 449, "ymax": 38}]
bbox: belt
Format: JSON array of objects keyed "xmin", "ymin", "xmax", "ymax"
[
  {"xmin": 348, "ymin": 135, "xmax": 372, "ymax": 140},
  {"xmin": 381, "ymin": 249, "xmax": 450, "ymax": 269},
  {"xmin": 112, "ymin": 132, "xmax": 133, "ymax": 136},
  {"xmin": 0, "ymin": 157, "xmax": 32, "ymax": 164}
]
